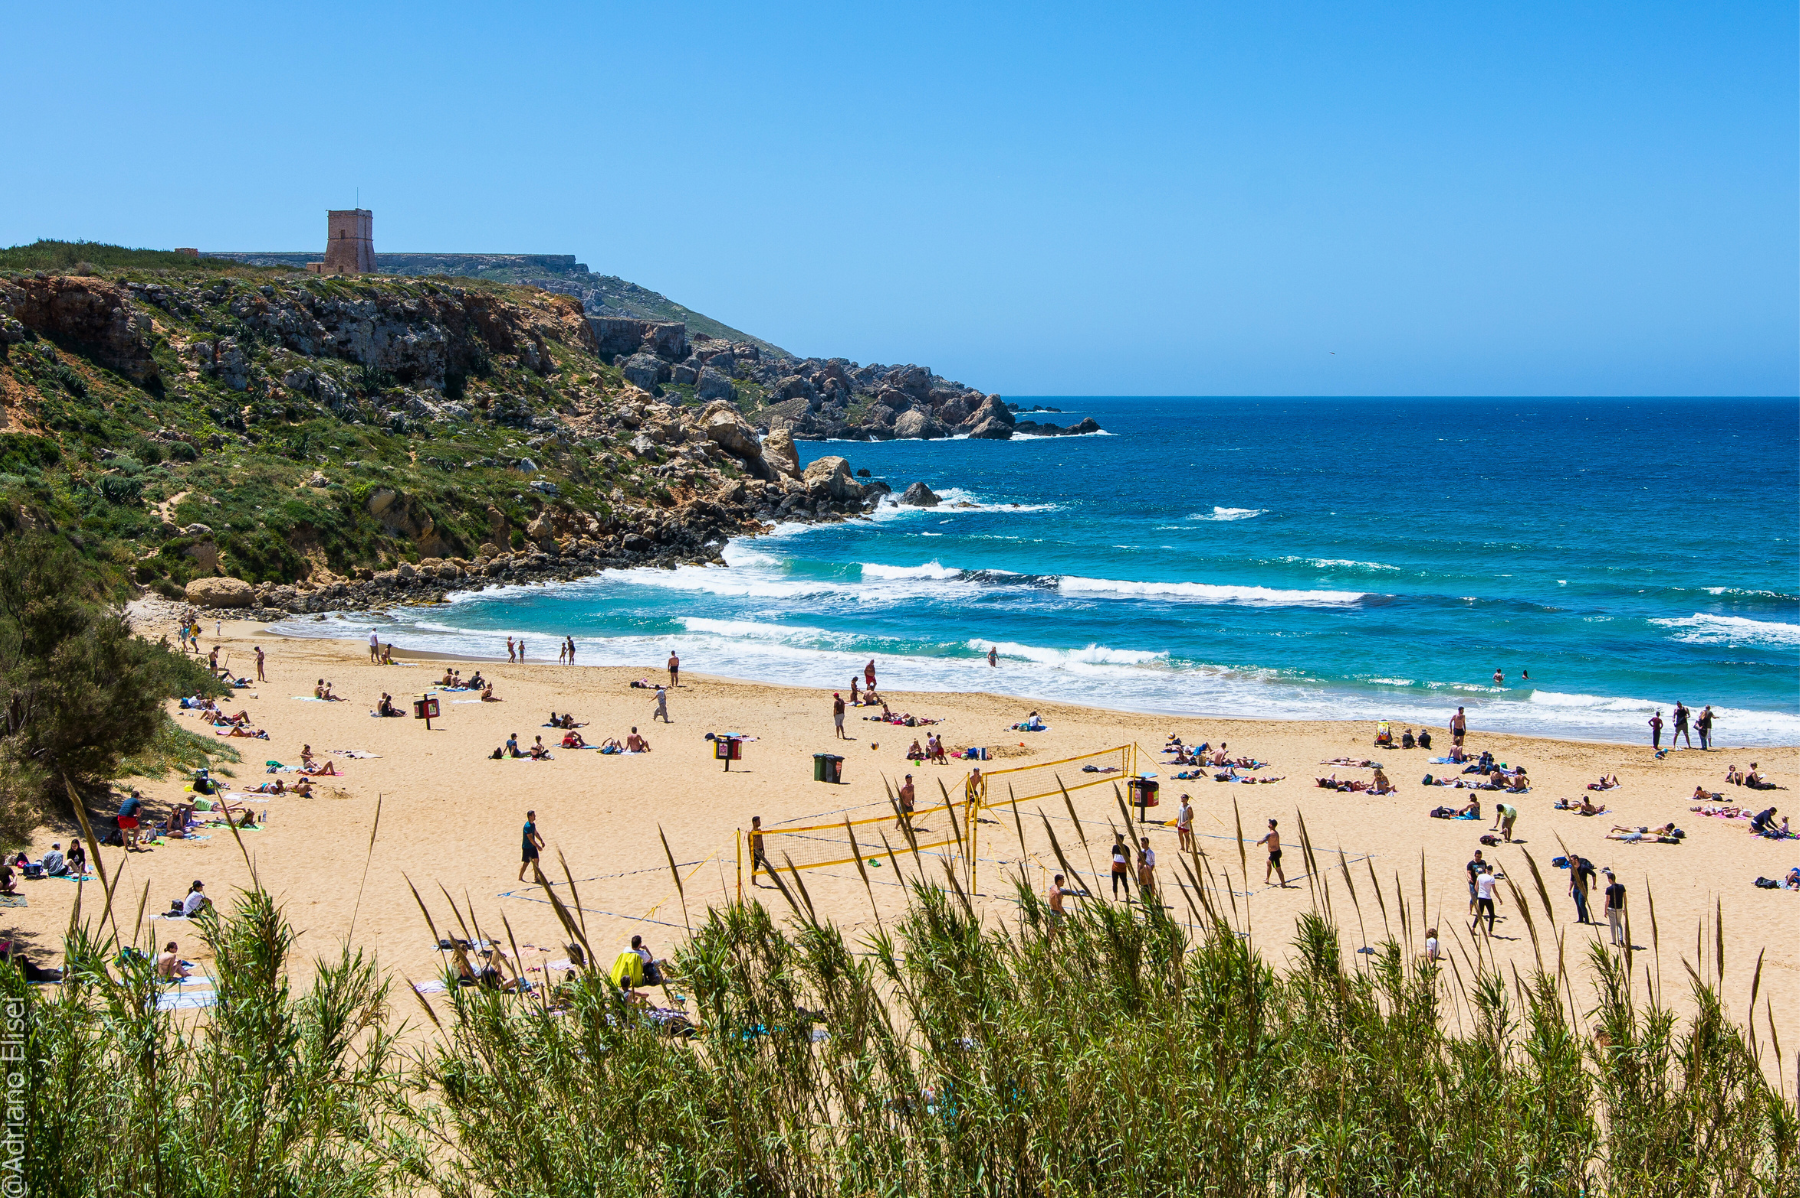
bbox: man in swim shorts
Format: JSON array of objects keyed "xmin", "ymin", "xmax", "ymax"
[
  {"xmin": 832, "ymin": 693, "xmax": 846, "ymax": 739},
  {"xmin": 519, "ymin": 811, "xmax": 545, "ymax": 882},
  {"xmin": 895, "ymin": 774, "xmax": 916, "ymax": 832},
  {"xmin": 1257, "ymin": 819, "xmax": 1287, "ymax": 887},
  {"xmin": 668, "ymin": 651, "xmax": 680, "ymax": 688},
  {"xmin": 117, "ymin": 790, "xmax": 144, "ymax": 853},
  {"xmin": 747, "ymin": 816, "xmax": 770, "ymax": 886},
  {"xmin": 1450, "ymin": 708, "xmax": 1467, "ymax": 747}
]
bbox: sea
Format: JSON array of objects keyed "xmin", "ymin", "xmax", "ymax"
[{"xmin": 280, "ymin": 397, "xmax": 1800, "ymax": 746}]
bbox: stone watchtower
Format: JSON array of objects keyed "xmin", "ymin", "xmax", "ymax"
[{"xmin": 319, "ymin": 208, "xmax": 374, "ymax": 274}]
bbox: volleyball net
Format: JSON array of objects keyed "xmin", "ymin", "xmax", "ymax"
[{"xmin": 738, "ymin": 744, "xmax": 1142, "ymax": 895}]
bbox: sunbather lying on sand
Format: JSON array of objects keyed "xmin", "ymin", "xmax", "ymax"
[
  {"xmin": 560, "ymin": 731, "xmax": 587, "ymax": 748},
  {"xmin": 291, "ymin": 777, "xmax": 314, "ymax": 797},
  {"xmin": 299, "ymin": 761, "xmax": 339, "ymax": 776},
  {"xmin": 1555, "ymin": 797, "xmax": 1607, "ymax": 815},
  {"xmin": 1588, "ymin": 776, "xmax": 1620, "ymax": 791},
  {"xmin": 1608, "ymin": 822, "xmax": 1680, "ymax": 844}
]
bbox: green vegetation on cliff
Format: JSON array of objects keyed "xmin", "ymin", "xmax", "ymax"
[{"xmin": 0, "ymin": 247, "xmax": 769, "ymax": 599}]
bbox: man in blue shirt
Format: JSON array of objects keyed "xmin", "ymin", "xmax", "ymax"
[{"xmin": 117, "ymin": 790, "xmax": 144, "ymax": 852}]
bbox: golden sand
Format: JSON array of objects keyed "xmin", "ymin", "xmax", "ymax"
[{"xmin": 12, "ymin": 614, "xmax": 1797, "ymax": 1050}]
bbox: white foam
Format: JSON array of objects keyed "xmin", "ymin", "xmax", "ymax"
[
  {"xmin": 1057, "ymin": 576, "xmax": 1367, "ymax": 607},
  {"xmin": 860, "ymin": 561, "xmax": 960, "ymax": 581},
  {"xmin": 1187, "ymin": 507, "xmax": 1267, "ymax": 522},
  {"xmin": 1278, "ymin": 556, "xmax": 1400, "ymax": 572},
  {"xmin": 968, "ymin": 638, "xmax": 1169, "ymax": 669},
  {"xmin": 1650, "ymin": 614, "xmax": 1800, "ymax": 648}
]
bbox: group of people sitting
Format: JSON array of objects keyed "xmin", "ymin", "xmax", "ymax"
[
  {"xmin": 6, "ymin": 839, "xmax": 89, "ymax": 884},
  {"xmin": 312, "ymin": 679, "xmax": 347, "ymax": 701},
  {"xmin": 1010, "ymin": 712, "xmax": 1046, "ymax": 732},
  {"xmin": 847, "ymin": 678, "xmax": 885, "ymax": 708},
  {"xmin": 1726, "ymin": 763, "xmax": 1781, "ymax": 790},
  {"xmin": 906, "ymin": 734, "xmax": 950, "ymax": 764},
  {"xmin": 207, "ymin": 707, "xmax": 269, "ymax": 738},
  {"xmin": 1429, "ymin": 799, "xmax": 1481, "ymax": 820},
  {"xmin": 437, "ymin": 668, "xmax": 487, "ymax": 691},
  {"xmin": 1372, "ymin": 724, "xmax": 1433, "ymax": 750}
]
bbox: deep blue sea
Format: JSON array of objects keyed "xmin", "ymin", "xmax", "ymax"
[{"xmin": 286, "ymin": 398, "xmax": 1800, "ymax": 744}]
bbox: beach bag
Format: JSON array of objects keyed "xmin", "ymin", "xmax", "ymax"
[
  {"xmin": 1754, "ymin": 877, "xmax": 1778, "ymax": 889},
  {"xmin": 1479, "ymin": 834, "xmax": 1500, "ymax": 847},
  {"xmin": 1551, "ymin": 856, "xmax": 1570, "ymax": 869},
  {"xmin": 1422, "ymin": 774, "xmax": 1433, "ymax": 785},
  {"xmin": 20, "ymin": 864, "xmax": 43, "ymax": 880}
]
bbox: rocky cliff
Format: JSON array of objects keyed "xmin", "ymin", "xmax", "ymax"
[{"xmin": 0, "ymin": 258, "xmax": 907, "ymax": 617}]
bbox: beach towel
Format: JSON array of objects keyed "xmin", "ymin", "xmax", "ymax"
[
  {"xmin": 413, "ymin": 980, "xmax": 449, "ymax": 995},
  {"xmin": 330, "ymin": 750, "xmax": 382, "ymax": 758},
  {"xmin": 290, "ymin": 697, "xmax": 329, "ymax": 702},
  {"xmin": 0, "ymin": 895, "xmax": 25, "ymax": 908},
  {"xmin": 156, "ymin": 992, "xmax": 219, "ymax": 1012}
]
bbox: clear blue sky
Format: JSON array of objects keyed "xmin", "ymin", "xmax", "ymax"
[{"xmin": 8, "ymin": 1, "xmax": 1795, "ymax": 396}]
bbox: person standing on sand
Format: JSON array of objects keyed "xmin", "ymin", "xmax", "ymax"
[
  {"xmin": 1110, "ymin": 832, "xmax": 1130, "ymax": 899},
  {"xmin": 1696, "ymin": 705, "xmax": 1714, "ymax": 750},
  {"xmin": 566, "ymin": 636, "xmax": 576, "ymax": 664},
  {"xmin": 1466, "ymin": 849, "xmax": 1485, "ymax": 914},
  {"xmin": 1137, "ymin": 836, "xmax": 1157, "ymax": 901},
  {"xmin": 519, "ymin": 811, "xmax": 545, "ymax": 882},
  {"xmin": 652, "ymin": 685, "xmax": 670, "ymax": 723},
  {"xmin": 1175, "ymin": 794, "xmax": 1194, "ymax": 852},
  {"xmin": 1450, "ymin": 708, "xmax": 1467, "ymax": 747},
  {"xmin": 1471, "ymin": 866, "xmax": 1502, "ymax": 935},
  {"xmin": 519, "ymin": 639, "xmax": 526, "ymax": 662},
  {"xmin": 1603, "ymin": 869, "xmax": 1627, "ymax": 947},
  {"xmin": 117, "ymin": 789, "xmax": 144, "ymax": 853},
  {"xmin": 254, "ymin": 645, "xmax": 265, "ymax": 682},
  {"xmin": 506, "ymin": 637, "xmax": 516, "ymax": 663},
  {"xmin": 896, "ymin": 774, "xmax": 915, "ymax": 832},
  {"xmin": 832, "ymin": 693, "xmax": 847, "ymax": 739},
  {"xmin": 1046, "ymin": 873, "xmax": 1068, "ymax": 933},
  {"xmin": 668, "ymin": 651, "xmax": 680, "ymax": 687},
  {"xmin": 748, "ymin": 816, "xmax": 770, "ymax": 886},
  {"xmin": 1671, "ymin": 702, "xmax": 1691, "ymax": 749},
  {"xmin": 864, "ymin": 659, "xmax": 877, "ymax": 691},
  {"xmin": 1570, "ymin": 856, "xmax": 1594, "ymax": 924},
  {"xmin": 369, "ymin": 629, "xmax": 380, "ymax": 663},
  {"xmin": 1257, "ymin": 819, "xmax": 1288, "ymax": 887},
  {"xmin": 1648, "ymin": 710, "xmax": 1663, "ymax": 751},
  {"xmin": 965, "ymin": 766, "xmax": 983, "ymax": 816}
]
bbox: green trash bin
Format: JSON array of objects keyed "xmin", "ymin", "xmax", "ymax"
[{"xmin": 814, "ymin": 753, "xmax": 844, "ymax": 783}]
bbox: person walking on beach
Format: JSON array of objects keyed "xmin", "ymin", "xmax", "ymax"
[
  {"xmin": 895, "ymin": 773, "xmax": 915, "ymax": 832},
  {"xmin": 747, "ymin": 816, "xmax": 770, "ymax": 886},
  {"xmin": 1671, "ymin": 702, "xmax": 1692, "ymax": 749},
  {"xmin": 369, "ymin": 629, "xmax": 381, "ymax": 663},
  {"xmin": 1697, "ymin": 705, "xmax": 1714, "ymax": 750},
  {"xmin": 668, "ymin": 651, "xmax": 680, "ymax": 687},
  {"xmin": 1450, "ymin": 708, "xmax": 1467, "ymax": 747},
  {"xmin": 864, "ymin": 659, "xmax": 877, "ymax": 691},
  {"xmin": 832, "ymin": 692, "xmax": 847, "ymax": 739},
  {"xmin": 1257, "ymin": 819, "xmax": 1288, "ymax": 888},
  {"xmin": 1602, "ymin": 869, "xmax": 1627, "ymax": 947},
  {"xmin": 1110, "ymin": 832, "xmax": 1130, "ymax": 899},
  {"xmin": 1648, "ymin": 710, "xmax": 1663, "ymax": 751},
  {"xmin": 1175, "ymin": 794, "xmax": 1194, "ymax": 852},
  {"xmin": 652, "ymin": 685, "xmax": 670, "ymax": 723},
  {"xmin": 988, "ymin": 645, "xmax": 998, "ymax": 668},
  {"xmin": 1466, "ymin": 849, "xmax": 1485, "ymax": 915},
  {"xmin": 506, "ymin": 636, "xmax": 516, "ymax": 663},
  {"xmin": 254, "ymin": 645, "xmax": 265, "ymax": 682},
  {"xmin": 1470, "ymin": 865, "xmax": 1502, "ymax": 935},
  {"xmin": 1570, "ymin": 856, "xmax": 1594, "ymax": 924},
  {"xmin": 1046, "ymin": 873, "xmax": 1068, "ymax": 934},
  {"xmin": 566, "ymin": 636, "xmax": 576, "ymax": 664},
  {"xmin": 519, "ymin": 811, "xmax": 545, "ymax": 882}
]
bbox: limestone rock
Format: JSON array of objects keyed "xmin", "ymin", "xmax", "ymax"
[
  {"xmin": 704, "ymin": 408, "xmax": 761, "ymax": 461},
  {"xmin": 900, "ymin": 481, "xmax": 940, "ymax": 507},
  {"xmin": 696, "ymin": 366, "xmax": 736, "ymax": 401},
  {"xmin": 184, "ymin": 576, "xmax": 254, "ymax": 607},
  {"xmin": 893, "ymin": 409, "xmax": 947, "ymax": 440},
  {"xmin": 763, "ymin": 427, "xmax": 800, "ymax": 477},
  {"xmin": 526, "ymin": 512, "xmax": 557, "ymax": 545},
  {"xmin": 803, "ymin": 455, "xmax": 864, "ymax": 502},
  {"xmin": 621, "ymin": 353, "xmax": 669, "ymax": 391},
  {"xmin": 965, "ymin": 416, "xmax": 1013, "ymax": 440}
]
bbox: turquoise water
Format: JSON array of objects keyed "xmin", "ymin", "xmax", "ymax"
[{"xmin": 286, "ymin": 397, "xmax": 1800, "ymax": 745}]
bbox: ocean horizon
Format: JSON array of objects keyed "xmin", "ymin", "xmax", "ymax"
[{"xmin": 278, "ymin": 396, "xmax": 1800, "ymax": 746}]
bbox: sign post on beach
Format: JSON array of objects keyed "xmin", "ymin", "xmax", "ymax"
[{"xmin": 414, "ymin": 693, "xmax": 440, "ymax": 730}]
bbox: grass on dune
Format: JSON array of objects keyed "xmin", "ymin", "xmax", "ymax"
[{"xmin": 10, "ymin": 825, "xmax": 1797, "ymax": 1197}]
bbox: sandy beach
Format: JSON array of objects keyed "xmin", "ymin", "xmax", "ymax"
[{"xmin": 12, "ymin": 608, "xmax": 1798, "ymax": 1052}]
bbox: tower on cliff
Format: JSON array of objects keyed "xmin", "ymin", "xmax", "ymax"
[{"xmin": 318, "ymin": 208, "xmax": 375, "ymax": 274}]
